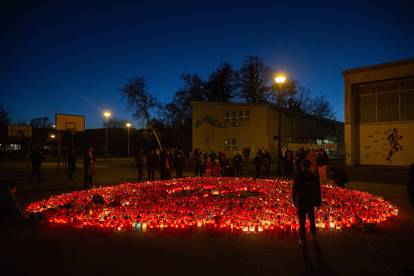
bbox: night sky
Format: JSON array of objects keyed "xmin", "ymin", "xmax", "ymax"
[{"xmin": 1, "ymin": 0, "xmax": 413, "ymax": 128}]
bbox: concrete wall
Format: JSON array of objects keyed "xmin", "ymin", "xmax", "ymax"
[{"xmin": 359, "ymin": 122, "xmax": 414, "ymax": 166}]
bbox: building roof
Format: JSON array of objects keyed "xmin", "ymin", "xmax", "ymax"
[
  {"xmin": 191, "ymin": 101, "xmax": 344, "ymax": 125},
  {"xmin": 342, "ymin": 58, "xmax": 414, "ymax": 75}
]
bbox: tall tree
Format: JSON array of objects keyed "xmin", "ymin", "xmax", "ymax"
[
  {"xmin": 205, "ymin": 63, "xmax": 237, "ymax": 102},
  {"xmin": 237, "ymin": 55, "xmax": 271, "ymax": 103},
  {"xmin": 0, "ymin": 105, "xmax": 10, "ymax": 125},
  {"xmin": 308, "ymin": 95, "xmax": 336, "ymax": 120},
  {"xmin": 271, "ymin": 80, "xmax": 312, "ymax": 112},
  {"xmin": 120, "ymin": 76, "xmax": 162, "ymax": 149},
  {"xmin": 103, "ymin": 117, "xmax": 129, "ymax": 128},
  {"xmin": 162, "ymin": 73, "xmax": 206, "ymax": 151},
  {"xmin": 30, "ymin": 117, "xmax": 52, "ymax": 128}
]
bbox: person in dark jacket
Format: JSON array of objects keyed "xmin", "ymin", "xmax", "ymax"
[
  {"xmin": 146, "ymin": 149, "xmax": 159, "ymax": 181},
  {"xmin": 83, "ymin": 146, "xmax": 95, "ymax": 189},
  {"xmin": 254, "ymin": 151, "xmax": 263, "ymax": 179},
  {"xmin": 67, "ymin": 149, "xmax": 76, "ymax": 180},
  {"xmin": 0, "ymin": 181, "xmax": 25, "ymax": 225},
  {"xmin": 175, "ymin": 150, "xmax": 185, "ymax": 178},
  {"xmin": 233, "ymin": 151, "xmax": 243, "ymax": 177},
  {"xmin": 29, "ymin": 148, "xmax": 42, "ymax": 181},
  {"xmin": 292, "ymin": 159, "xmax": 322, "ymax": 246},
  {"xmin": 408, "ymin": 163, "xmax": 414, "ymax": 208},
  {"xmin": 329, "ymin": 167, "xmax": 349, "ymax": 188},
  {"xmin": 134, "ymin": 148, "xmax": 146, "ymax": 182}
]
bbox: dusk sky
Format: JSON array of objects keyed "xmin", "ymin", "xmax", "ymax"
[{"xmin": 1, "ymin": 0, "xmax": 413, "ymax": 128}]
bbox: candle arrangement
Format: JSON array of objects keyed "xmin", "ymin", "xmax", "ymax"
[{"xmin": 26, "ymin": 177, "xmax": 398, "ymax": 234}]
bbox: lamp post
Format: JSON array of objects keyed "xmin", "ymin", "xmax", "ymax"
[
  {"xmin": 103, "ymin": 111, "xmax": 111, "ymax": 160},
  {"xmin": 126, "ymin": 122, "xmax": 131, "ymax": 157},
  {"xmin": 275, "ymin": 74, "xmax": 286, "ymax": 175}
]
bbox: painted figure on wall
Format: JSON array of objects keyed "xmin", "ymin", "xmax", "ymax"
[{"xmin": 385, "ymin": 128, "xmax": 404, "ymax": 161}]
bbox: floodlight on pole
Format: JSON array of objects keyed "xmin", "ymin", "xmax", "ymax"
[
  {"xmin": 274, "ymin": 73, "xmax": 287, "ymax": 176},
  {"xmin": 126, "ymin": 122, "xmax": 132, "ymax": 156},
  {"xmin": 103, "ymin": 111, "xmax": 111, "ymax": 160}
]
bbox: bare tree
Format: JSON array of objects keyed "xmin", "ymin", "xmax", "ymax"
[
  {"xmin": 237, "ymin": 55, "xmax": 271, "ymax": 103},
  {"xmin": 205, "ymin": 63, "xmax": 237, "ymax": 102},
  {"xmin": 30, "ymin": 117, "xmax": 52, "ymax": 128},
  {"xmin": 308, "ymin": 95, "xmax": 336, "ymax": 120},
  {"xmin": 120, "ymin": 76, "xmax": 162, "ymax": 149},
  {"xmin": 103, "ymin": 117, "xmax": 129, "ymax": 128},
  {"xmin": 0, "ymin": 105, "xmax": 10, "ymax": 125}
]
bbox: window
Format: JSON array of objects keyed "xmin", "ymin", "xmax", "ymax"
[
  {"xmin": 358, "ymin": 77, "xmax": 414, "ymax": 123},
  {"xmin": 224, "ymin": 138, "xmax": 236, "ymax": 150},
  {"xmin": 239, "ymin": 110, "xmax": 250, "ymax": 121},
  {"xmin": 225, "ymin": 111, "xmax": 237, "ymax": 123}
]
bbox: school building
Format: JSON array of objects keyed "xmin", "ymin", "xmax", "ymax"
[{"xmin": 192, "ymin": 101, "xmax": 344, "ymax": 157}]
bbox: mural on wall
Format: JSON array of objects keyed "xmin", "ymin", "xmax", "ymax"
[
  {"xmin": 385, "ymin": 128, "xmax": 404, "ymax": 161},
  {"xmin": 364, "ymin": 128, "xmax": 404, "ymax": 161},
  {"xmin": 194, "ymin": 115, "xmax": 224, "ymax": 129}
]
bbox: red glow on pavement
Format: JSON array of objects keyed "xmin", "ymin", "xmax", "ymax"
[{"xmin": 26, "ymin": 177, "xmax": 398, "ymax": 233}]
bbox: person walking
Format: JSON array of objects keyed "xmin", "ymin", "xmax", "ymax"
[
  {"xmin": 29, "ymin": 147, "xmax": 42, "ymax": 182},
  {"xmin": 134, "ymin": 148, "xmax": 146, "ymax": 182},
  {"xmin": 292, "ymin": 159, "xmax": 321, "ymax": 247},
  {"xmin": 317, "ymin": 148, "xmax": 330, "ymax": 184},
  {"xmin": 67, "ymin": 149, "xmax": 76, "ymax": 180},
  {"xmin": 83, "ymin": 146, "xmax": 95, "ymax": 189}
]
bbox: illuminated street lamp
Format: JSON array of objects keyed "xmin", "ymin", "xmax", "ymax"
[
  {"xmin": 274, "ymin": 73, "xmax": 287, "ymax": 175},
  {"xmin": 103, "ymin": 111, "xmax": 111, "ymax": 160},
  {"xmin": 126, "ymin": 122, "xmax": 132, "ymax": 156},
  {"xmin": 50, "ymin": 134, "xmax": 56, "ymax": 139}
]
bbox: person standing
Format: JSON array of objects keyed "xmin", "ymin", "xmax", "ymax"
[
  {"xmin": 194, "ymin": 148, "xmax": 203, "ymax": 176},
  {"xmin": 83, "ymin": 146, "xmax": 95, "ymax": 189},
  {"xmin": 67, "ymin": 149, "xmax": 76, "ymax": 180},
  {"xmin": 134, "ymin": 148, "xmax": 146, "ymax": 182},
  {"xmin": 408, "ymin": 163, "xmax": 414, "ymax": 208},
  {"xmin": 233, "ymin": 151, "xmax": 243, "ymax": 177},
  {"xmin": 29, "ymin": 147, "xmax": 42, "ymax": 182},
  {"xmin": 292, "ymin": 159, "xmax": 321, "ymax": 247},
  {"xmin": 254, "ymin": 150, "xmax": 263, "ymax": 179},
  {"xmin": 146, "ymin": 149, "xmax": 158, "ymax": 181},
  {"xmin": 175, "ymin": 150, "xmax": 185, "ymax": 178},
  {"xmin": 285, "ymin": 150, "xmax": 295, "ymax": 178},
  {"xmin": 211, "ymin": 159, "xmax": 222, "ymax": 177},
  {"xmin": 307, "ymin": 149, "xmax": 318, "ymax": 175},
  {"xmin": 262, "ymin": 150, "xmax": 271, "ymax": 178},
  {"xmin": 317, "ymin": 148, "xmax": 330, "ymax": 184}
]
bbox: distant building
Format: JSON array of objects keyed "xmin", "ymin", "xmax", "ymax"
[
  {"xmin": 343, "ymin": 58, "xmax": 414, "ymax": 166},
  {"xmin": 192, "ymin": 101, "xmax": 344, "ymax": 157}
]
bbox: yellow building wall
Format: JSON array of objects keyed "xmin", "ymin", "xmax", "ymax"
[
  {"xmin": 359, "ymin": 122, "xmax": 414, "ymax": 166},
  {"xmin": 192, "ymin": 103, "xmax": 270, "ymax": 155}
]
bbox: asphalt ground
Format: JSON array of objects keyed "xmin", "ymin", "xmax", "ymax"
[{"xmin": 1, "ymin": 158, "xmax": 413, "ymax": 276}]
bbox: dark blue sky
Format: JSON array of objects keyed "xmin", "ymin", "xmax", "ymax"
[{"xmin": 1, "ymin": 0, "xmax": 413, "ymax": 128}]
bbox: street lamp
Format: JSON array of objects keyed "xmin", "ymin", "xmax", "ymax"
[
  {"xmin": 126, "ymin": 122, "xmax": 131, "ymax": 157},
  {"xmin": 103, "ymin": 111, "xmax": 111, "ymax": 160},
  {"xmin": 275, "ymin": 73, "xmax": 287, "ymax": 175}
]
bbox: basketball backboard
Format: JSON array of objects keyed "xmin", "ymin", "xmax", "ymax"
[
  {"xmin": 8, "ymin": 125, "xmax": 32, "ymax": 138},
  {"xmin": 55, "ymin": 114, "xmax": 85, "ymax": 132}
]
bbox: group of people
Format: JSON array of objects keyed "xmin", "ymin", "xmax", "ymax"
[
  {"xmin": 193, "ymin": 148, "xmax": 244, "ymax": 178},
  {"xmin": 134, "ymin": 148, "xmax": 186, "ymax": 182}
]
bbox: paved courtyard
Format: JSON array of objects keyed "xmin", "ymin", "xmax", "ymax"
[{"xmin": 1, "ymin": 159, "xmax": 413, "ymax": 275}]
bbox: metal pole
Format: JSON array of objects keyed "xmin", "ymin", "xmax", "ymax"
[
  {"xmin": 277, "ymin": 85, "xmax": 282, "ymax": 175},
  {"xmin": 57, "ymin": 131, "xmax": 61, "ymax": 171},
  {"xmin": 127, "ymin": 127, "xmax": 130, "ymax": 156},
  {"xmin": 105, "ymin": 119, "xmax": 108, "ymax": 160}
]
